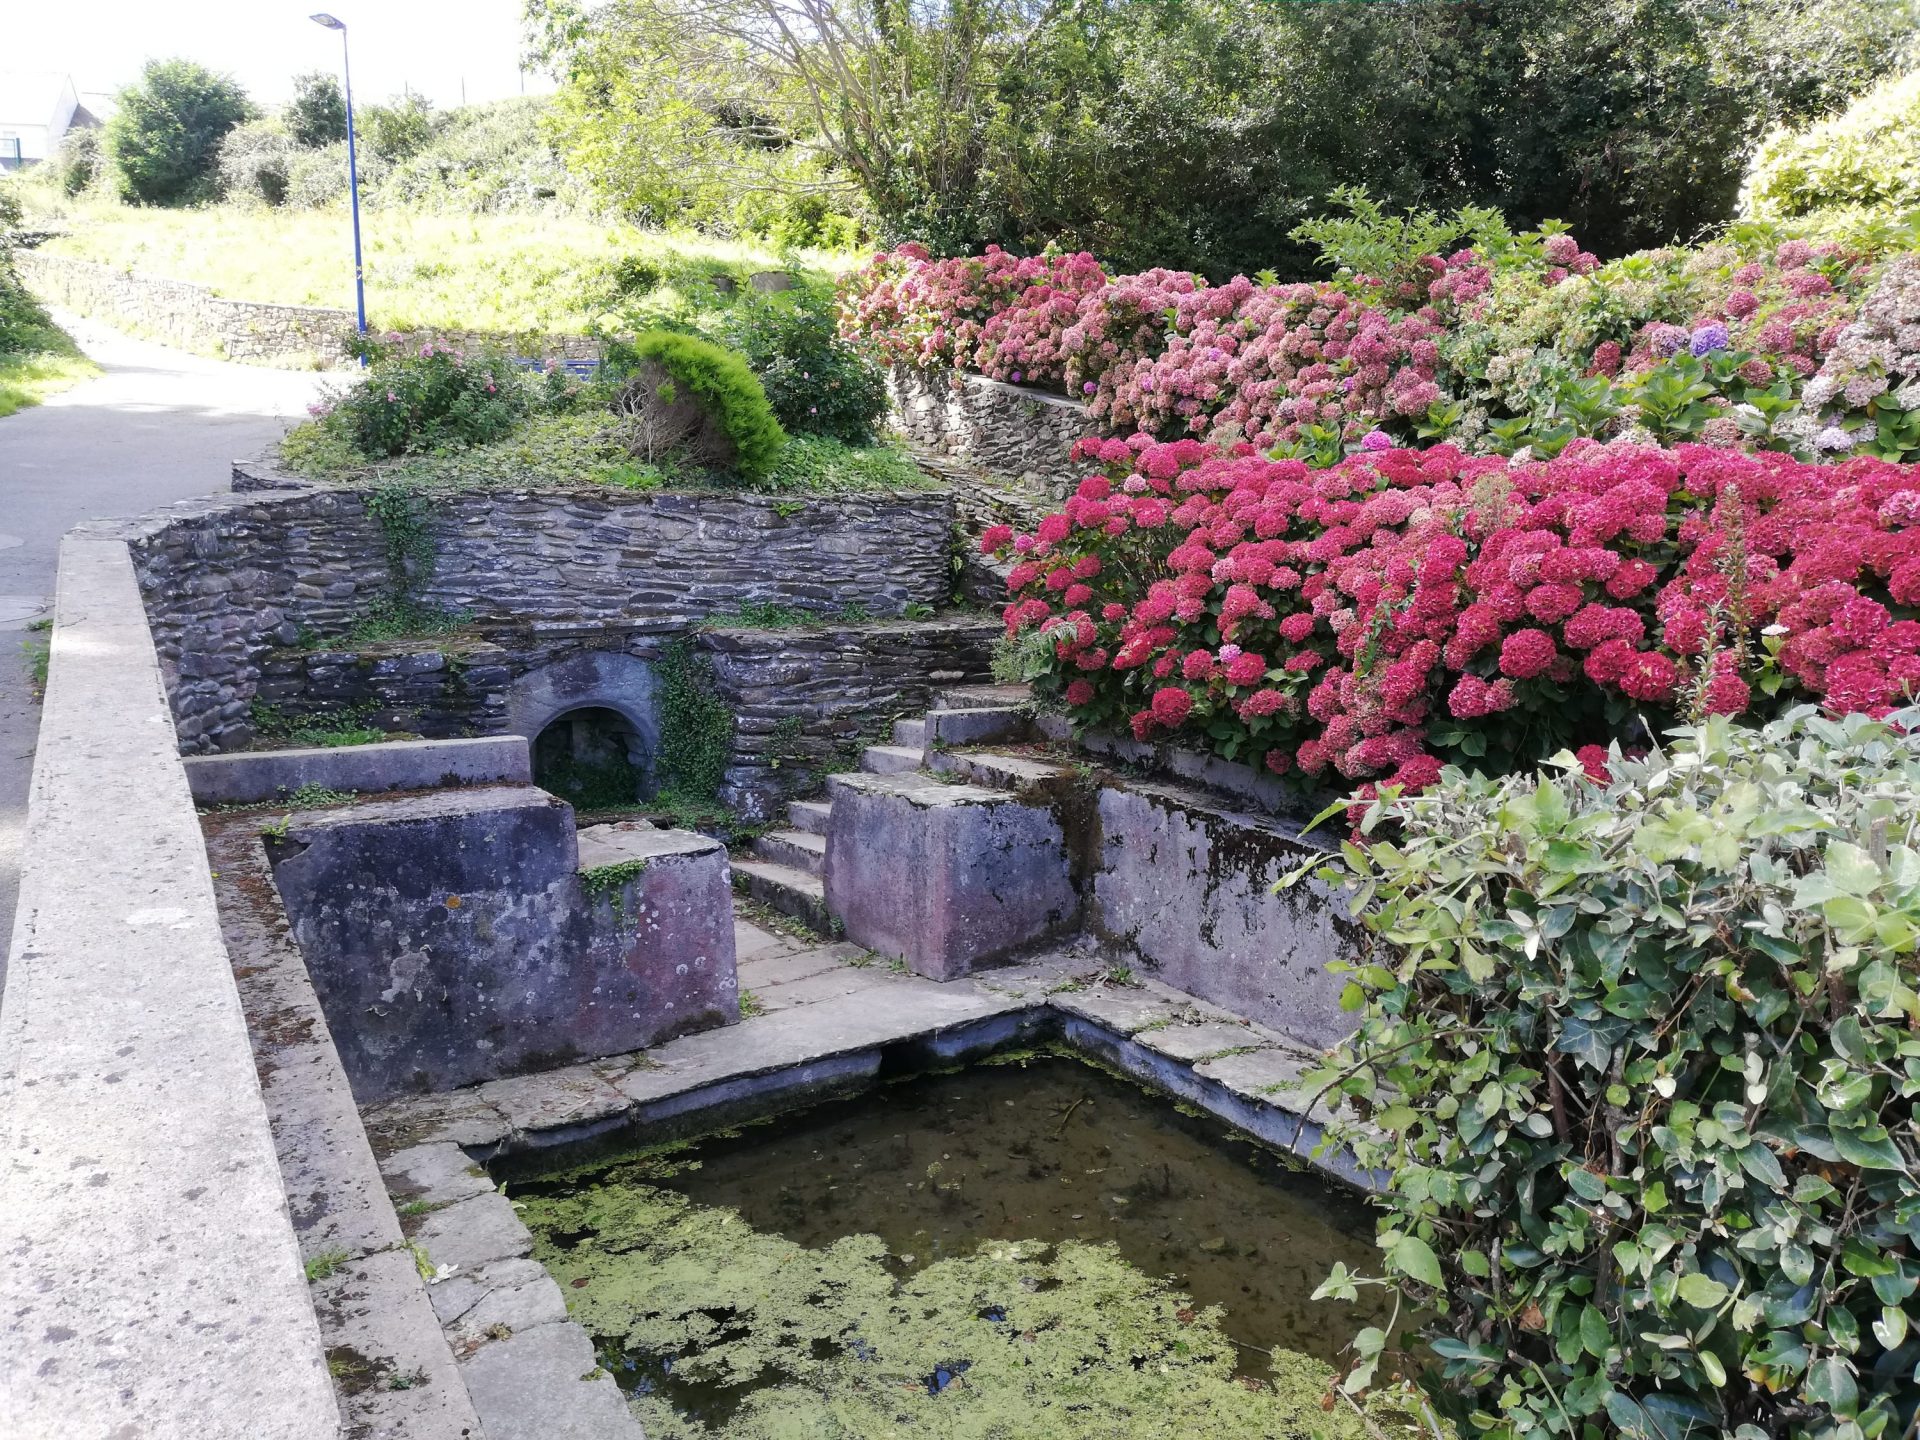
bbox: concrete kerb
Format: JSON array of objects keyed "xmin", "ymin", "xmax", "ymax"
[{"xmin": 0, "ymin": 535, "xmax": 338, "ymax": 1440}]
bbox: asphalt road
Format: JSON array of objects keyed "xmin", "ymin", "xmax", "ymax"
[{"xmin": 0, "ymin": 314, "xmax": 334, "ymax": 991}]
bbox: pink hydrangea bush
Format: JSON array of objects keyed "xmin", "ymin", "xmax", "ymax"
[
  {"xmin": 841, "ymin": 229, "xmax": 1919, "ymax": 463},
  {"xmin": 985, "ymin": 434, "xmax": 1920, "ymax": 799}
]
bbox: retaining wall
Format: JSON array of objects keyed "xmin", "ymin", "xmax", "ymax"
[
  {"xmin": 103, "ymin": 479, "xmax": 957, "ymax": 753},
  {"xmin": 887, "ymin": 364, "xmax": 1090, "ymax": 495},
  {"xmin": 20, "ymin": 251, "xmax": 605, "ymax": 368}
]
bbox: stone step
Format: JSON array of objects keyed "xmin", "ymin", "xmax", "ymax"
[
  {"xmin": 574, "ymin": 819, "xmax": 658, "ymax": 869},
  {"xmin": 925, "ymin": 705, "xmax": 1031, "ymax": 749},
  {"xmin": 731, "ymin": 859, "xmax": 832, "ymax": 936},
  {"xmin": 786, "ymin": 799, "xmax": 833, "ymax": 836},
  {"xmin": 935, "ymin": 749, "xmax": 1075, "ymax": 793},
  {"xmin": 938, "ymin": 683, "xmax": 1031, "ymax": 710},
  {"xmin": 825, "ymin": 769, "xmax": 944, "ymax": 801},
  {"xmin": 753, "ymin": 828, "xmax": 825, "ymax": 878},
  {"xmin": 860, "ymin": 744, "xmax": 925, "ymax": 775},
  {"xmin": 891, "ymin": 717, "xmax": 928, "ymax": 748}
]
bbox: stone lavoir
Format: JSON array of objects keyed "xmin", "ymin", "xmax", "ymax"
[{"xmin": 4, "ymin": 461, "xmax": 1394, "ymax": 1440}]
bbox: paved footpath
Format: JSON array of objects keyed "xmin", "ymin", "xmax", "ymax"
[{"xmin": 0, "ymin": 313, "xmax": 335, "ymax": 990}]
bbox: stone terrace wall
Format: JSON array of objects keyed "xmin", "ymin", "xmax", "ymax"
[
  {"xmin": 887, "ymin": 364, "xmax": 1089, "ymax": 496},
  {"xmin": 245, "ymin": 617, "xmax": 997, "ymax": 821},
  {"xmin": 100, "ymin": 481, "xmax": 957, "ymax": 753},
  {"xmin": 707, "ymin": 618, "xmax": 998, "ymax": 817},
  {"xmin": 20, "ymin": 252, "xmax": 604, "ymax": 368}
]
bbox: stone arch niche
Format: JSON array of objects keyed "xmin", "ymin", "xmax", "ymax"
[{"xmin": 507, "ymin": 652, "xmax": 662, "ymax": 805}]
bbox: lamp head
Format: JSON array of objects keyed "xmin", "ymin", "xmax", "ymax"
[{"xmin": 310, "ymin": 13, "xmax": 345, "ymax": 29}]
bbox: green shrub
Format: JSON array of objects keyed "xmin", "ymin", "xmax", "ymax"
[
  {"xmin": 285, "ymin": 71, "xmax": 347, "ymax": 149},
  {"xmin": 359, "ymin": 92, "xmax": 434, "ymax": 164},
  {"xmin": 320, "ymin": 338, "xmax": 531, "ymax": 459},
  {"xmin": 106, "ymin": 58, "xmax": 256, "ymax": 206},
  {"xmin": 1743, "ymin": 69, "xmax": 1920, "ymax": 221},
  {"xmin": 612, "ymin": 330, "xmax": 786, "ymax": 482},
  {"xmin": 1304, "ymin": 708, "xmax": 1920, "ymax": 1439},
  {"xmin": 49, "ymin": 127, "xmax": 102, "ymax": 197},
  {"xmin": 217, "ymin": 120, "xmax": 297, "ymax": 206},
  {"xmin": 719, "ymin": 278, "xmax": 887, "ymax": 444}
]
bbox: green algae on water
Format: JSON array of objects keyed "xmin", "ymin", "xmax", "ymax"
[
  {"xmin": 523, "ymin": 1174, "xmax": 1415, "ymax": 1440},
  {"xmin": 513, "ymin": 1058, "xmax": 1420, "ymax": 1439}
]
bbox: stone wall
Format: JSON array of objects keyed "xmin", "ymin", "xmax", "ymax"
[
  {"xmin": 244, "ymin": 616, "xmax": 997, "ymax": 821},
  {"xmin": 706, "ymin": 618, "xmax": 998, "ymax": 817},
  {"xmin": 20, "ymin": 251, "xmax": 605, "ymax": 368},
  {"xmin": 93, "ymin": 481, "xmax": 958, "ymax": 753},
  {"xmin": 21, "ymin": 251, "xmax": 358, "ymax": 366},
  {"xmin": 887, "ymin": 364, "xmax": 1089, "ymax": 496}
]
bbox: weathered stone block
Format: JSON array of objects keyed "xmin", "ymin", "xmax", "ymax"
[
  {"xmin": 823, "ymin": 774, "xmax": 1078, "ymax": 980},
  {"xmin": 183, "ymin": 735, "xmax": 532, "ymax": 805},
  {"xmin": 266, "ymin": 787, "xmax": 736, "ymax": 1100},
  {"xmin": 1090, "ymin": 781, "xmax": 1358, "ymax": 1049}
]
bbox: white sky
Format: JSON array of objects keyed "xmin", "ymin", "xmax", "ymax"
[{"xmin": 5, "ymin": 1, "xmax": 556, "ymax": 110}]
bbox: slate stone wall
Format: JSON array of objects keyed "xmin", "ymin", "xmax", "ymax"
[
  {"xmin": 886, "ymin": 365, "xmax": 1089, "ymax": 496},
  {"xmin": 705, "ymin": 618, "xmax": 999, "ymax": 818},
  {"xmin": 94, "ymin": 481, "xmax": 959, "ymax": 754}
]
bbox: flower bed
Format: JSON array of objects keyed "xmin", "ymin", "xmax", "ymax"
[
  {"xmin": 985, "ymin": 435, "xmax": 1920, "ymax": 797},
  {"xmin": 842, "ymin": 234, "xmax": 1920, "ymax": 466}
]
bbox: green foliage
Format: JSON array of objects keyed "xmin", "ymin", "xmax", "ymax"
[
  {"xmin": 368, "ymin": 97, "xmax": 582, "ymax": 214},
  {"xmin": 718, "ymin": 279, "xmax": 887, "ymax": 444},
  {"xmin": 358, "ymin": 92, "xmax": 435, "ymax": 165},
  {"xmin": 304, "ymin": 1247, "xmax": 350, "ymax": 1281},
  {"xmin": 325, "ymin": 339, "xmax": 532, "ymax": 459},
  {"xmin": 216, "ymin": 120, "xmax": 297, "ymax": 207},
  {"xmin": 1293, "ymin": 188, "xmax": 1525, "ymax": 296},
  {"xmin": 1302, "ymin": 707, "xmax": 1920, "ymax": 1438},
  {"xmin": 1743, "ymin": 69, "xmax": 1920, "ymax": 222},
  {"xmin": 106, "ymin": 58, "xmax": 256, "ymax": 206},
  {"xmin": 534, "ymin": 0, "xmax": 1909, "ymax": 279},
  {"xmin": 617, "ymin": 330, "xmax": 787, "ymax": 482},
  {"xmin": 655, "ymin": 638, "xmax": 733, "ymax": 802},
  {"xmin": 49, "ymin": 127, "xmax": 102, "ymax": 198},
  {"xmin": 285, "ymin": 71, "xmax": 348, "ymax": 149},
  {"xmin": 757, "ymin": 435, "xmax": 924, "ymax": 494}
]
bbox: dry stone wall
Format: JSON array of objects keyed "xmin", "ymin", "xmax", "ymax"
[
  {"xmin": 97, "ymin": 480, "xmax": 960, "ymax": 754},
  {"xmin": 20, "ymin": 252, "xmax": 604, "ymax": 368},
  {"xmin": 886, "ymin": 365, "xmax": 1089, "ymax": 496}
]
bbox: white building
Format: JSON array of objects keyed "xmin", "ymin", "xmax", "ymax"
[{"xmin": 0, "ymin": 72, "xmax": 99, "ymax": 172}]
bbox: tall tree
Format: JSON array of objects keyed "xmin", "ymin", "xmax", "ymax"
[{"xmin": 106, "ymin": 58, "xmax": 256, "ymax": 206}]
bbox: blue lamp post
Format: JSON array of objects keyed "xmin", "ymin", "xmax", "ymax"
[{"xmin": 310, "ymin": 13, "xmax": 368, "ymax": 350}]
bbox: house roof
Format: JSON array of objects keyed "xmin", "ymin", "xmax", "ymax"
[{"xmin": 0, "ymin": 71, "xmax": 76, "ymax": 130}]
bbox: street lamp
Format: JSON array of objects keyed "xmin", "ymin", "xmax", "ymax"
[{"xmin": 310, "ymin": 13, "xmax": 368, "ymax": 349}]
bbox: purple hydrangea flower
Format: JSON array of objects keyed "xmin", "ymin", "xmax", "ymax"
[
  {"xmin": 1083, "ymin": 381, "xmax": 1096, "ymax": 395},
  {"xmin": 1217, "ymin": 644, "xmax": 1243, "ymax": 664},
  {"xmin": 1649, "ymin": 325, "xmax": 1687, "ymax": 359},
  {"xmin": 1360, "ymin": 429, "xmax": 1392, "ymax": 452},
  {"xmin": 1689, "ymin": 323, "xmax": 1730, "ymax": 357}
]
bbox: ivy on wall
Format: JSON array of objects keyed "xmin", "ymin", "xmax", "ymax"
[{"xmin": 656, "ymin": 638, "xmax": 734, "ymax": 799}]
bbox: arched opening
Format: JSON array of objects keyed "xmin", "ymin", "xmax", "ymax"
[{"xmin": 532, "ymin": 706, "xmax": 654, "ymax": 810}]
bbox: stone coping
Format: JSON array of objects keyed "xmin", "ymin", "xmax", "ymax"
[
  {"xmin": 0, "ymin": 537, "xmax": 337, "ymax": 1439},
  {"xmin": 184, "ymin": 733, "xmax": 532, "ymax": 806}
]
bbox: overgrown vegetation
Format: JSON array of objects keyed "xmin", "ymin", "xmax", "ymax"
[
  {"xmin": 105, "ymin": 58, "xmax": 256, "ymax": 206},
  {"xmin": 1744, "ymin": 67, "xmax": 1920, "ymax": 222},
  {"xmin": 1301, "ymin": 708, "xmax": 1920, "ymax": 1437},
  {"xmin": 0, "ymin": 185, "xmax": 95, "ymax": 416},
  {"xmin": 531, "ymin": 0, "xmax": 1912, "ymax": 278}
]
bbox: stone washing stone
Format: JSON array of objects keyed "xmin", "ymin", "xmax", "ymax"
[
  {"xmin": 1091, "ymin": 781, "xmax": 1361, "ymax": 1048},
  {"xmin": 824, "ymin": 774, "xmax": 1081, "ymax": 980},
  {"xmin": 268, "ymin": 787, "xmax": 738, "ymax": 1100}
]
